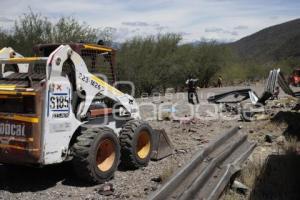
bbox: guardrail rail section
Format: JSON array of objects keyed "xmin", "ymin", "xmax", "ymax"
[{"xmin": 150, "ymin": 126, "xmax": 256, "ymax": 200}]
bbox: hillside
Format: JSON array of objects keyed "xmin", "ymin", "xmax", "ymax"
[{"xmin": 230, "ymin": 18, "xmax": 300, "ymax": 61}]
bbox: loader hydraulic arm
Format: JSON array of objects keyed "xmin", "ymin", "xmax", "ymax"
[{"xmin": 46, "ymin": 45, "xmax": 140, "ymax": 120}]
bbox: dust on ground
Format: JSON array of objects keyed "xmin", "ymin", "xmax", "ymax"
[{"xmin": 0, "ymin": 83, "xmax": 299, "ymax": 200}]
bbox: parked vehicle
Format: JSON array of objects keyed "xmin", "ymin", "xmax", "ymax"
[{"xmin": 0, "ymin": 43, "xmax": 172, "ymax": 184}]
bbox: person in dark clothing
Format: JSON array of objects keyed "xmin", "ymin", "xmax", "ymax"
[{"xmin": 186, "ymin": 75, "xmax": 199, "ymax": 104}]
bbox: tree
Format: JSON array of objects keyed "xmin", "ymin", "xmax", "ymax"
[
  {"xmin": 5, "ymin": 10, "xmax": 98, "ymax": 55},
  {"xmin": 13, "ymin": 11, "xmax": 52, "ymax": 55},
  {"xmin": 52, "ymin": 17, "xmax": 97, "ymax": 43}
]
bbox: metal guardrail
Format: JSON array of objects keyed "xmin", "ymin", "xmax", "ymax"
[
  {"xmin": 149, "ymin": 127, "xmax": 256, "ymax": 200},
  {"xmin": 276, "ymin": 70, "xmax": 295, "ymax": 97}
]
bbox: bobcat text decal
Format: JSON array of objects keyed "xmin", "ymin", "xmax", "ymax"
[{"xmin": 0, "ymin": 122, "xmax": 25, "ymax": 137}]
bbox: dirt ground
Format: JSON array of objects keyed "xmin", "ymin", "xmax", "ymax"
[{"xmin": 0, "ymin": 83, "xmax": 299, "ymax": 200}]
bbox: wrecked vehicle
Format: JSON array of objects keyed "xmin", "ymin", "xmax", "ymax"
[{"xmin": 208, "ymin": 69, "xmax": 300, "ymax": 121}]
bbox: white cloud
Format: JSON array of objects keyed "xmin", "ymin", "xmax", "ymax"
[
  {"xmin": 234, "ymin": 25, "xmax": 248, "ymax": 30},
  {"xmin": 0, "ymin": 17, "xmax": 14, "ymax": 23},
  {"xmin": 0, "ymin": 0, "xmax": 299, "ymax": 42}
]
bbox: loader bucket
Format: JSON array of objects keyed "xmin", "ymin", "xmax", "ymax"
[{"xmin": 151, "ymin": 129, "xmax": 173, "ymax": 161}]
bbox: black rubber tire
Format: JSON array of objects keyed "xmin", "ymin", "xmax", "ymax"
[
  {"xmin": 72, "ymin": 127, "xmax": 120, "ymax": 184},
  {"xmin": 240, "ymin": 110, "xmax": 252, "ymax": 122},
  {"xmin": 119, "ymin": 120, "xmax": 154, "ymax": 169}
]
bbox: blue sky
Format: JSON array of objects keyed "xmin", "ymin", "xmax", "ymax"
[{"xmin": 0, "ymin": 0, "xmax": 299, "ymax": 42}]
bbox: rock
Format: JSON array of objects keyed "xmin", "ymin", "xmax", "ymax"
[
  {"xmin": 151, "ymin": 176, "xmax": 162, "ymax": 183},
  {"xmin": 176, "ymin": 149, "xmax": 187, "ymax": 154},
  {"xmin": 264, "ymin": 142, "xmax": 272, "ymax": 146},
  {"xmin": 96, "ymin": 183, "xmax": 114, "ymax": 196},
  {"xmin": 180, "ymin": 119, "xmax": 191, "ymax": 125},
  {"xmin": 165, "ymin": 88, "xmax": 175, "ymax": 93},
  {"xmin": 151, "ymin": 186, "xmax": 158, "ymax": 191},
  {"xmin": 276, "ymin": 136, "xmax": 286, "ymax": 145},
  {"xmin": 255, "ymin": 113, "xmax": 270, "ymax": 121},
  {"xmin": 188, "ymin": 128, "xmax": 197, "ymax": 133},
  {"xmin": 200, "ymin": 140, "xmax": 209, "ymax": 144},
  {"xmin": 161, "ymin": 112, "xmax": 172, "ymax": 121},
  {"xmin": 133, "ymin": 193, "xmax": 141, "ymax": 198},
  {"xmin": 113, "ymin": 194, "xmax": 121, "ymax": 198},
  {"xmin": 265, "ymin": 134, "xmax": 273, "ymax": 143},
  {"xmin": 194, "ymin": 137, "xmax": 203, "ymax": 141},
  {"xmin": 231, "ymin": 180, "xmax": 249, "ymax": 195}
]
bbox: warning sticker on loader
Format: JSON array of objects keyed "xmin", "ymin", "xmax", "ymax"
[{"xmin": 48, "ymin": 84, "xmax": 71, "ymax": 118}]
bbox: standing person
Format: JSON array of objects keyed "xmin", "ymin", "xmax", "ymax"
[
  {"xmin": 217, "ymin": 75, "xmax": 223, "ymax": 87},
  {"xmin": 186, "ymin": 75, "xmax": 199, "ymax": 104}
]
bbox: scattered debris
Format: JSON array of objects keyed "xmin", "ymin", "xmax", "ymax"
[
  {"xmin": 179, "ymin": 117, "xmax": 193, "ymax": 125},
  {"xmin": 151, "ymin": 186, "xmax": 158, "ymax": 191},
  {"xmin": 188, "ymin": 128, "xmax": 197, "ymax": 133},
  {"xmin": 292, "ymin": 103, "xmax": 300, "ymax": 111},
  {"xmin": 207, "ymin": 89, "xmax": 252, "ymax": 104},
  {"xmin": 222, "ymin": 103, "xmax": 239, "ymax": 114},
  {"xmin": 165, "ymin": 88, "xmax": 175, "ymax": 93},
  {"xmin": 265, "ymin": 134, "xmax": 273, "ymax": 143},
  {"xmin": 161, "ymin": 112, "xmax": 172, "ymax": 121},
  {"xmin": 276, "ymin": 136, "xmax": 286, "ymax": 145},
  {"xmin": 255, "ymin": 113, "xmax": 270, "ymax": 121},
  {"xmin": 175, "ymin": 149, "xmax": 187, "ymax": 154},
  {"xmin": 199, "ymin": 139, "xmax": 209, "ymax": 144},
  {"xmin": 151, "ymin": 176, "xmax": 162, "ymax": 183},
  {"xmin": 96, "ymin": 183, "xmax": 114, "ymax": 196},
  {"xmin": 231, "ymin": 180, "xmax": 249, "ymax": 195}
]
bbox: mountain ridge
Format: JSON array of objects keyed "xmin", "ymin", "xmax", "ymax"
[{"xmin": 230, "ymin": 18, "xmax": 300, "ymax": 61}]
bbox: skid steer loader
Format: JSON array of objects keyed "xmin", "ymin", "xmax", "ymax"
[{"xmin": 0, "ymin": 43, "xmax": 172, "ymax": 183}]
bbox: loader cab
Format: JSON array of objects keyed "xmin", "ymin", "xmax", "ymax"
[
  {"xmin": 0, "ymin": 57, "xmax": 47, "ymax": 164},
  {"xmin": 33, "ymin": 43, "xmax": 117, "ymax": 84},
  {"xmin": 33, "ymin": 43, "xmax": 119, "ymax": 122}
]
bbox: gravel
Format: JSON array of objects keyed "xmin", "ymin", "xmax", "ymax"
[{"xmin": 1, "ymin": 84, "xmax": 286, "ymax": 200}]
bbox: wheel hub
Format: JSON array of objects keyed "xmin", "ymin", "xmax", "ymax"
[
  {"xmin": 137, "ymin": 131, "xmax": 151, "ymax": 159},
  {"xmin": 96, "ymin": 139, "xmax": 116, "ymax": 172}
]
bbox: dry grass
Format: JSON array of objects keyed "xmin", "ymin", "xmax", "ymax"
[
  {"xmin": 223, "ymin": 189, "xmax": 244, "ymax": 200},
  {"xmin": 222, "ymin": 137, "xmax": 300, "ymax": 200},
  {"xmin": 263, "ymin": 120, "xmax": 287, "ymax": 133},
  {"xmin": 283, "ymin": 137, "xmax": 300, "ymax": 154},
  {"xmin": 161, "ymin": 112, "xmax": 172, "ymax": 121},
  {"xmin": 159, "ymin": 161, "xmax": 176, "ymax": 182},
  {"xmin": 249, "ymin": 146, "xmax": 300, "ymax": 200}
]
